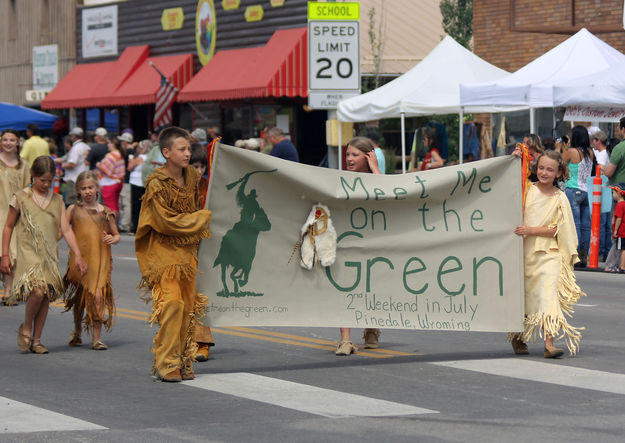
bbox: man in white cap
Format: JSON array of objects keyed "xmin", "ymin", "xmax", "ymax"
[
  {"xmin": 118, "ymin": 132, "xmax": 136, "ymax": 232},
  {"xmin": 87, "ymin": 127, "xmax": 109, "ymax": 170},
  {"xmin": 191, "ymin": 128, "xmax": 208, "ymax": 148},
  {"xmin": 62, "ymin": 127, "xmax": 90, "ymax": 205}
]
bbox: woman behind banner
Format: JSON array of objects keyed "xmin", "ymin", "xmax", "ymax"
[{"xmin": 336, "ymin": 137, "xmax": 383, "ymax": 356}]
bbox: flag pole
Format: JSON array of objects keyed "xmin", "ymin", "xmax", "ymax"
[{"xmin": 148, "ymin": 61, "xmax": 209, "ymax": 122}]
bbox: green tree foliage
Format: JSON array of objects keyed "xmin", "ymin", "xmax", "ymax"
[{"xmin": 440, "ymin": 0, "xmax": 473, "ymax": 49}]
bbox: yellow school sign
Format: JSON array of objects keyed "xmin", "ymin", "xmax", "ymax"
[{"xmin": 307, "ymin": 2, "xmax": 360, "ymax": 20}]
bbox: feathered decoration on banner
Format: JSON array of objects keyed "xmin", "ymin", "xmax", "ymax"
[
  {"xmin": 290, "ymin": 203, "xmax": 337, "ymax": 270},
  {"xmin": 204, "ymin": 137, "xmax": 220, "ymax": 204},
  {"xmin": 518, "ymin": 142, "xmax": 531, "ymax": 211}
]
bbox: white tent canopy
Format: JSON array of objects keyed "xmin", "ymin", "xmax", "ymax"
[
  {"xmin": 335, "ymin": 36, "xmax": 520, "ymax": 170},
  {"xmin": 460, "ymin": 28, "xmax": 625, "ymax": 109},
  {"xmin": 337, "ymin": 36, "xmax": 516, "ymax": 122},
  {"xmin": 553, "ymin": 58, "xmax": 625, "ymax": 106}
]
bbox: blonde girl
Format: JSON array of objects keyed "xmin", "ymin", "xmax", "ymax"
[
  {"xmin": 64, "ymin": 170, "xmax": 120, "ymax": 350},
  {"xmin": 1, "ymin": 156, "xmax": 87, "ymax": 354},
  {"xmin": 511, "ymin": 148, "xmax": 584, "ymax": 358},
  {"xmin": 336, "ymin": 137, "xmax": 382, "ymax": 356},
  {"xmin": 0, "ymin": 129, "xmax": 30, "ymax": 304}
]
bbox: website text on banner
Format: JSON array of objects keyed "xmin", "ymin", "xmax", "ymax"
[{"xmin": 198, "ymin": 145, "xmax": 524, "ymax": 332}]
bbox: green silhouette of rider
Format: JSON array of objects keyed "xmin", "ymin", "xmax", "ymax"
[{"xmin": 213, "ymin": 170, "xmax": 274, "ymax": 295}]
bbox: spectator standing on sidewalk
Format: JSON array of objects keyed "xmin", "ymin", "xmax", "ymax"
[
  {"xmin": 118, "ymin": 132, "xmax": 136, "ymax": 232},
  {"xmin": 267, "ymin": 127, "xmax": 299, "ymax": 162},
  {"xmin": 87, "ymin": 127, "xmax": 109, "ymax": 170},
  {"xmin": 63, "ymin": 127, "xmax": 90, "ymax": 206},
  {"xmin": 20, "ymin": 124, "xmax": 49, "ymax": 166}
]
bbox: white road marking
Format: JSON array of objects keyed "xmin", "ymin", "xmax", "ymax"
[
  {"xmin": 185, "ymin": 372, "xmax": 438, "ymax": 418},
  {"xmin": 433, "ymin": 358, "xmax": 625, "ymax": 395},
  {"xmin": 576, "ymin": 303, "xmax": 597, "ymax": 307},
  {"xmin": 0, "ymin": 396, "xmax": 106, "ymax": 433},
  {"xmin": 113, "ymin": 255, "xmax": 137, "ymax": 261}
]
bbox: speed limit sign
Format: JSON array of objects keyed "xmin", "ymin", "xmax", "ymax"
[
  {"xmin": 308, "ymin": 20, "xmax": 360, "ymax": 91},
  {"xmin": 307, "ymin": 2, "xmax": 360, "ymax": 109}
]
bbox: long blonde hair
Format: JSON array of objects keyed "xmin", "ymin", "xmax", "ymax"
[{"xmin": 75, "ymin": 170, "xmax": 100, "ymax": 204}]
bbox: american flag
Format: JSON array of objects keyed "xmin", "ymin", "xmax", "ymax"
[{"xmin": 154, "ymin": 73, "xmax": 177, "ymax": 128}]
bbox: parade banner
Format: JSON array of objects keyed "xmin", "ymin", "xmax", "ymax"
[{"xmin": 198, "ymin": 145, "xmax": 524, "ymax": 332}]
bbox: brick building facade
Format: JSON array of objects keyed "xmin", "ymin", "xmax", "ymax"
[
  {"xmin": 472, "ymin": 0, "xmax": 625, "ymax": 134},
  {"xmin": 474, "ymin": 0, "xmax": 625, "ymax": 73}
]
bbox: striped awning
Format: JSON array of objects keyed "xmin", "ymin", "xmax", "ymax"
[
  {"xmin": 42, "ymin": 46, "xmax": 149, "ymax": 110},
  {"xmin": 178, "ymin": 27, "xmax": 307, "ymax": 102},
  {"xmin": 42, "ymin": 46, "xmax": 194, "ymax": 109}
]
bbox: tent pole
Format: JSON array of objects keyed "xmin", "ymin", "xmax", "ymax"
[
  {"xmin": 529, "ymin": 107, "xmax": 536, "ymax": 133},
  {"xmin": 401, "ymin": 112, "xmax": 406, "ymax": 174},
  {"xmin": 337, "ymin": 117, "xmax": 342, "ymax": 171},
  {"xmin": 459, "ymin": 108, "xmax": 464, "ymax": 164}
]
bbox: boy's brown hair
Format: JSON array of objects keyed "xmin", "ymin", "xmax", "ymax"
[{"xmin": 158, "ymin": 126, "xmax": 190, "ymax": 153}]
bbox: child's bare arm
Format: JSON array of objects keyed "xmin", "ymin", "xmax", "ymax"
[
  {"xmin": 0, "ymin": 207, "xmax": 18, "ymax": 274},
  {"xmin": 614, "ymin": 217, "xmax": 622, "ymax": 238},
  {"xmin": 103, "ymin": 213, "xmax": 121, "ymax": 245},
  {"xmin": 514, "ymin": 225, "xmax": 557, "ymax": 237}
]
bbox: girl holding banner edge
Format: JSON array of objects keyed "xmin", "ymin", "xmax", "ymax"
[
  {"xmin": 336, "ymin": 137, "xmax": 383, "ymax": 356},
  {"xmin": 511, "ymin": 146, "xmax": 585, "ymax": 358}
]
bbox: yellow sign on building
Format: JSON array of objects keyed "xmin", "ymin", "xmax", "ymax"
[
  {"xmin": 307, "ymin": 2, "xmax": 359, "ymax": 20},
  {"xmin": 222, "ymin": 0, "xmax": 240, "ymax": 10},
  {"xmin": 196, "ymin": 0, "xmax": 217, "ymax": 66},
  {"xmin": 245, "ymin": 5, "xmax": 264, "ymax": 22},
  {"xmin": 161, "ymin": 7, "xmax": 184, "ymax": 31}
]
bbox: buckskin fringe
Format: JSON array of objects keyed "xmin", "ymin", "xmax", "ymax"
[
  {"xmin": 63, "ymin": 278, "xmax": 116, "ymax": 334},
  {"xmin": 153, "ymin": 229, "xmax": 211, "ymax": 247},
  {"xmin": 182, "ymin": 291, "xmax": 209, "ymax": 373},
  {"xmin": 137, "ymin": 264, "xmax": 198, "ymax": 303},
  {"xmin": 11, "ymin": 265, "xmax": 61, "ymax": 302},
  {"xmin": 142, "ymin": 179, "xmax": 199, "ymax": 215},
  {"xmin": 147, "ymin": 289, "xmax": 208, "ymax": 376}
]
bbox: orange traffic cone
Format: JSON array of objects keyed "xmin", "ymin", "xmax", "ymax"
[{"xmin": 53, "ymin": 176, "xmax": 61, "ymax": 194}]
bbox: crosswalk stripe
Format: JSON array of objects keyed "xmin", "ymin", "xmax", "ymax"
[
  {"xmin": 432, "ymin": 358, "xmax": 625, "ymax": 395},
  {"xmin": 184, "ymin": 373, "xmax": 438, "ymax": 418},
  {"xmin": 0, "ymin": 396, "xmax": 106, "ymax": 434}
]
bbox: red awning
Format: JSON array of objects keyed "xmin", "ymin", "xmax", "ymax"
[
  {"xmin": 42, "ymin": 45, "xmax": 195, "ymax": 110},
  {"xmin": 41, "ymin": 61, "xmax": 117, "ymax": 109},
  {"xmin": 109, "ymin": 54, "xmax": 194, "ymax": 106},
  {"xmin": 178, "ymin": 27, "xmax": 307, "ymax": 102}
]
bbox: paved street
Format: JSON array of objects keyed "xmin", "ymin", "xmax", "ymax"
[{"xmin": 1, "ymin": 234, "xmax": 624, "ymax": 442}]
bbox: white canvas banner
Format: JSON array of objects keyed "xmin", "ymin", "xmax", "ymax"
[{"xmin": 198, "ymin": 145, "xmax": 524, "ymax": 332}]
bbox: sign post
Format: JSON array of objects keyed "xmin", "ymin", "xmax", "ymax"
[{"xmin": 307, "ymin": 2, "xmax": 360, "ymax": 109}]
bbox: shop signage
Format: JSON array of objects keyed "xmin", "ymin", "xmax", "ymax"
[
  {"xmin": 25, "ymin": 89, "xmax": 51, "ymax": 103},
  {"xmin": 32, "ymin": 44, "xmax": 58, "ymax": 91},
  {"xmin": 307, "ymin": 2, "xmax": 360, "ymax": 109},
  {"xmin": 564, "ymin": 105, "xmax": 625, "ymax": 123},
  {"xmin": 308, "ymin": 91, "xmax": 359, "ymax": 109},
  {"xmin": 245, "ymin": 5, "xmax": 264, "ymax": 22},
  {"xmin": 161, "ymin": 7, "xmax": 184, "ymax": 31},
  {"xmin": 82, "ymin": 5, "xmax": 118, "ymax": 58},
  {"xmin": 307, "ymin": 2, "xmax": 360, "ymax": 20},
  {"xmin": 222, "ymin": 0, "xmax": 240, "ymax": 10},
  {"xmin": 196, "ymin": 0, "xmax": 217, "ymax": 66}
]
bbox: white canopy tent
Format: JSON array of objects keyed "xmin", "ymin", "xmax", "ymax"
[
  {"xmin": 553, "ymin": 58, "xmax": 625, "ymax": 106},
  {"xmin": 460, "ymin": 28, "xmax": 625, "ymax": 132},
  {"xmin": 336, "ymin": 36, "xmax": 520, "ymax": 171}
]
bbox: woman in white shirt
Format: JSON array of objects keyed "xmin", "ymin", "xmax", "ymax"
[{"xmin": 127, "ymin": 140, "xmax": 151, "ymax": 235}]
